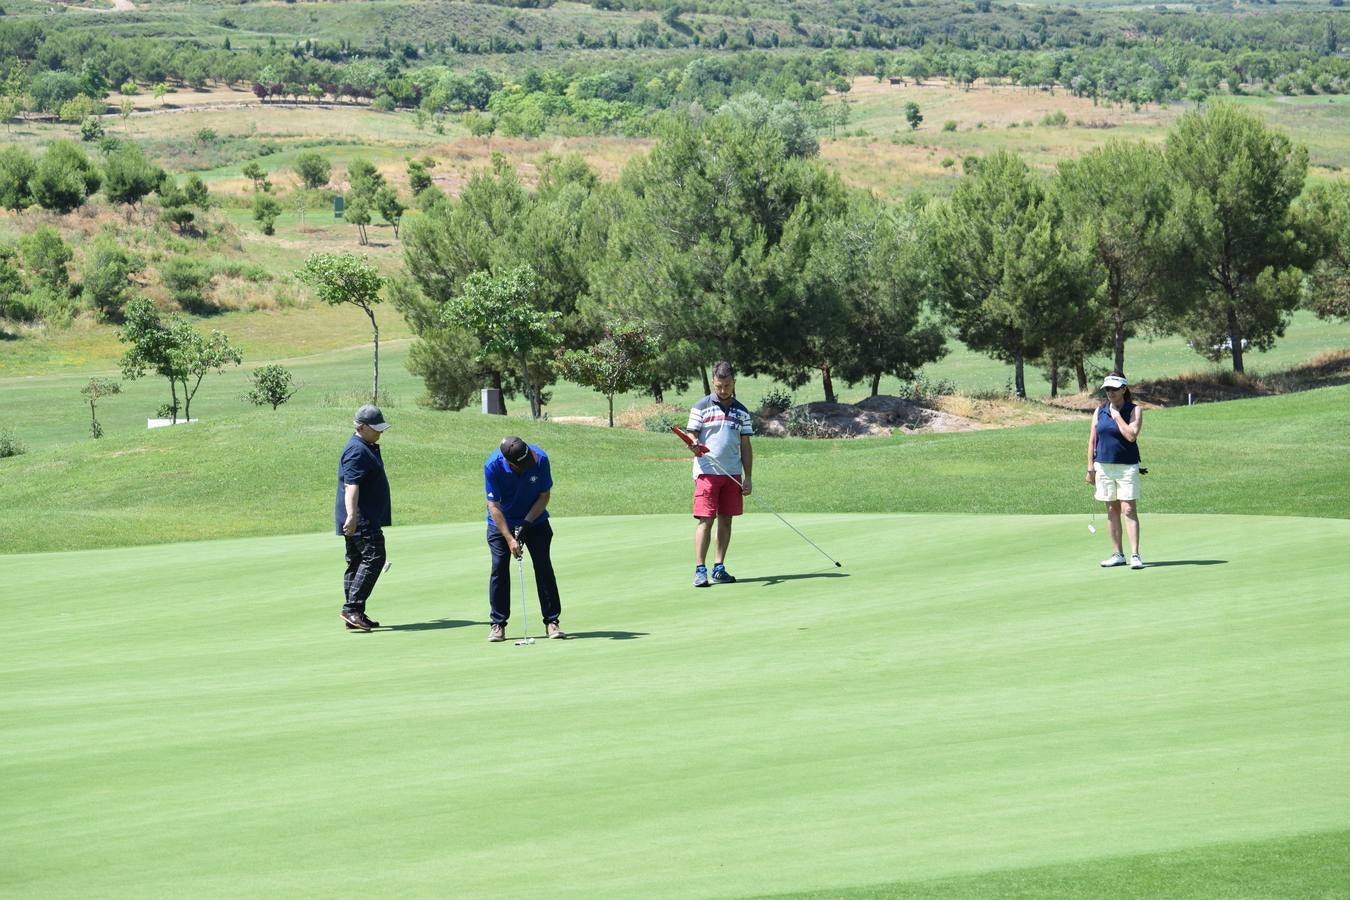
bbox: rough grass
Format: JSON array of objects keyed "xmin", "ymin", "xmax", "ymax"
[{"xmin": 0, "ymin": 383, "xmax": 1345, "ymax": 554}]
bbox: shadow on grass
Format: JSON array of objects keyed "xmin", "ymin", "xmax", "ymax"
[
  {"xmin": 1143, "ymin": 560, "xmax": 1228, "ymax": 567},
  {"xmin": 565, "ymin": 630, "xmax": 649, "ymax": 640},
  {"xmin": 381, "ymin": 618, "xmax": 483, "ymax": 632},
  {"xmin": 738, "ymin": 573, "xmax": 851, "ymax": 586}
]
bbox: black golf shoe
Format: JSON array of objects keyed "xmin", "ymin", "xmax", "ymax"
[{"xmin": 341, "ymin": 610, "xmax": 374, "ymax": 631}]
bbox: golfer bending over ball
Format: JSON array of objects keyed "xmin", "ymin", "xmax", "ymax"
[
  {"xmin": 687, "ymin": 360, "xmax": 754, "ymax": 587},
  {"xmin": 337, "ymin": 405, "xmax": 392, "ymax": 632},
  {"xmin": 484, "ymin": 436, "xmax": 566, "ymax": 642},
  {"xmin": 1087, "ymin": 373, "xmax": 1145, "ymax": 570}
]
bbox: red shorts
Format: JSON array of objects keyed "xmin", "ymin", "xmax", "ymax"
[{"xmin": 693, "ymin": 474, "xmax": 744, "ymax": 519}]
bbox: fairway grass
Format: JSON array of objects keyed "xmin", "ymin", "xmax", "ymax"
[{"xmin": 3, "ymin": 513, "xmax": 1346, "ymax": 898}]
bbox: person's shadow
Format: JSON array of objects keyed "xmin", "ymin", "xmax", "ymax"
[
  {"xmin": 736, "ymin": 573, "xmax": 851, "ymax": 586},
  {"xmin": 381, "ymin": 619, "xmax": 483, "ymax": 632},
  {"xmin": 1142, "ymin": 560, "xmax": 1228, "ymax": 568},
  {"xmin": 565, "ymin": 631, "xmax": 649, "ymax": 640}
]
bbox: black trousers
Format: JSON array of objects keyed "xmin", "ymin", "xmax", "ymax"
[
  {"xmin": 342, "ymin": 521, "xmax": 386, "ymax": 613},
  {"xmin": 488, "ymin": 519, "xmax": 560, "ymax": 626}
]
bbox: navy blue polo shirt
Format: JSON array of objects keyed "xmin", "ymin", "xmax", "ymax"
[
  {"xmin": 335, "ymin": 434, "xmax": 391, "ymax": 533},
  {"xmin": 484, "ymin": 445, "xmax": 552, "ymax": 529},
  {"xmin": 1094, "ymin": 402, "xmax": 1141, "ymax": 465}
]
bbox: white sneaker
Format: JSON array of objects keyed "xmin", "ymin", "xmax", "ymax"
[
  {"xmin": 1100, "ymin": 552, "xmax": 1127, "ymax": 568},
  {"xmin": 1130, "ymin": 554, "xmax": 1145, "ymax": 570}
]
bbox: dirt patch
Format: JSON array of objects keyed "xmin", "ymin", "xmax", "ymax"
[
  {"xmin": 758, "ymin": 396, "xmax": 984, "ymax": 438},
  {"xmin": 1039, "ymin": 351, "xmax": 1350, "ymax": 409},
  {"xmin": 1135, "ymin": 351, "xmax": 1350, "ymax": 406},
  {"xmin": 552, "ymin": 415, "xmax": 608, "ymax": 426}
]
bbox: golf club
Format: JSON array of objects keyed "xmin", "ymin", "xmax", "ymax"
[
  {"xmin": 1088, "ymin": 506, "xmax": 1097, "ymax": 535},
  {"xmin": 671, "ymin": 426, "xmax": 843, "ymax": 569},
  {"xmin": 514, "ymin": 549, "xmax": 534, "ymax": 646}
]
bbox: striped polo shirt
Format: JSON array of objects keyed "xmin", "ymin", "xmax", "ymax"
[{"xmin": 687, "ymin": 394, "xmax": 753, "ymax": 477}]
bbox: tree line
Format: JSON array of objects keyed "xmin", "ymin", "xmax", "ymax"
[
  {"xmin": 1, "ymin": 10, "xmax": 1346, "ymax": 132},
  {"xmin": 385, "ymin": 97, "xmax": 1348, "ymax": 417}
]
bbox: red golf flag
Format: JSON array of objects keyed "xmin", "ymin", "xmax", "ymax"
[{"xmin": 671, "ymin": 425, "xmax": 710, "ymax": 457}]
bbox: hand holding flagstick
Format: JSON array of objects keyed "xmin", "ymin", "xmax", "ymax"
[{"xmin": 671, "ymin": 425, "xmax": 710, "ymax": 458}]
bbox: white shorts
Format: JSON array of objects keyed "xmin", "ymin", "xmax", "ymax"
[{"xmin": 1094, "ymin": 462, "xmax": 1140, "ymax": 503}]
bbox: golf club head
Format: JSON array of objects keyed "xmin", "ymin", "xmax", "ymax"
[
  {"xmin": 382, "ymin": 561, "xmax": 392, "ymax": 573},
  {"xmin": 515, "ymin": 637, "xmax": 535, "ymax": 646},
  {"xmin": 1088, "ymin": 523, "xmax": 1097, "ymax": 534}
]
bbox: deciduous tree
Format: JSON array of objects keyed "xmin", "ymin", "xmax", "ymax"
[
  {"xmin": 557, "ymin": 325, "xmax": 659, "ymax": 426},
  {"xmin": 119, "ymin": 298, "xmax": 243, "ymax": 423},
  {"xmin": 297, "ymin": 252, "xmax": 385, "ymax": 401},
  {"xmin": 443, "ymin": 265, "xmax": 559, "ymax": 419},
  {"xmin": 80, "ymin": 377, "xmax": 121, "ymax": 439}
]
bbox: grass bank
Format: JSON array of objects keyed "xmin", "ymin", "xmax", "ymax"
[{"xmin": 1, "ymin": 384, "xmax": 1346, "ymax": 554}]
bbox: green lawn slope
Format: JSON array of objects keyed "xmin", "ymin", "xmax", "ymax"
[
  {"xmin": 2, "ymin": 513, "xmax": 1347, "ymax": 898},
  {"xmin": 1, "ymin": 384, "xmax": 1346, "ymax": 554}
]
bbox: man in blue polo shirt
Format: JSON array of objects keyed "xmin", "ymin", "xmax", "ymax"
[
  {"xmin": 336, "ymin": 404, "xmax": 391, "ymax": 632},
  {"xmin": 484, "ymin": 436, "xmax": 566, "ymax": 642}
]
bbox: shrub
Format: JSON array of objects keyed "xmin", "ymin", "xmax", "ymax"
[
  {"xmin": 1041, "ymin": 110, "xmax": 1069, "ymax": 127},
  {"xmin": 58, "ymin": 95, "xmax": 100, "ymax": 124},
  {"xmin": 79, "ymin": 117, "xmax": 105, "ymax": 142},
  {"xmin": 210, "ymin": 261, "xmax": 271, "ymax": 283},
  {"xmin": 80, "ymin": 232, "xmax": 144, "ymax": 322},
  {"xmin": 942, "ymin": 120, "xmax": 958, "ymax": 132},
  {"xmin": 294, "ymin": 150, "xmax": 331, "ymax": 190},
  {"xmin": 32, "ymin": 141, "xmax": 101, "ymax": 213},
  {"xmin": 643, "ymin": 410, "xmax": 678, "ymax": 433},
  {"xmin": 0, "ymin": 246, "xmax": 35, "ymax": 321},
  {"xmin": 253, "ymin": 191, "xmax": 282, "ymax": 235},
  {"xmin": 0, "ymin": 429, "xmax": 25, "ymax": 458},
  {"xmin": 783, "ymin": 407, "xmax": 838, "ymax": 439},
  {"xmin": 246, "ymin": 364, "xmax": 298, "ymax": 409},
  {"xmin": 0, "ymin": 145, "xmax": 36, "ymax": 212},
  {"xmin": 160, "ymin": 256, "xmax": 213, "ymax": 312},
  {"xmin": 897, "ymin": 374, "xmax": 956, "ymax": 404},
  {"xmin": 19, "ymin": 225, "xmax": 72, "ymax": 293},
  {"xmin": 758, "ymin": 385, "xmax": 793, "ymax": 415}
]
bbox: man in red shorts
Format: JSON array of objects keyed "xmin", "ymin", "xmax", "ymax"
[{"xmin": 687, "ymin": 360, "xmax": 754, "ymax": 587}]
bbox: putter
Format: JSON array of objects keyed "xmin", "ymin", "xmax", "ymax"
[
  {"xmin": 1088, "ymin": 507, "xmax": 1097, "ymax": 535},
  {"xmin": 514, "ymin": 551, "xmax": 534, "ymax": 646},
  {"xmin": 671, "ymin": 426, "xmax": 843, "ymax": 569}
]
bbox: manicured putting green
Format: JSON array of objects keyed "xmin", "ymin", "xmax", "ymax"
[{"xmin": 3, "ymin": 513, "xmax": 1347, "ymax": 898}]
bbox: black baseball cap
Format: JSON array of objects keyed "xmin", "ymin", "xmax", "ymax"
[
  {"xmin": 355, "ymin": 404, "xmax": 390, "ymax": 431},
  {"xmin": 500, "ymin": 436, "xmax": 531, "ymax": 466}
]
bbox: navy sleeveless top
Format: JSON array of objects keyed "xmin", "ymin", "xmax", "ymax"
[{"xmin": 1094, "ymin": 402, "xmax": 1140, "ymax": 465}]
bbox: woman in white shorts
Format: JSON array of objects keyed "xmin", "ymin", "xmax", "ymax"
[{"xmin": 1086, "ymin": 373, "xmax": 1144, "ymax": 569}]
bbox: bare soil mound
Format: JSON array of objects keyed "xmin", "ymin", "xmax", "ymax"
[{"xmin": 757, "ymin": 396, "xmax": 983, "ymax": 438}]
